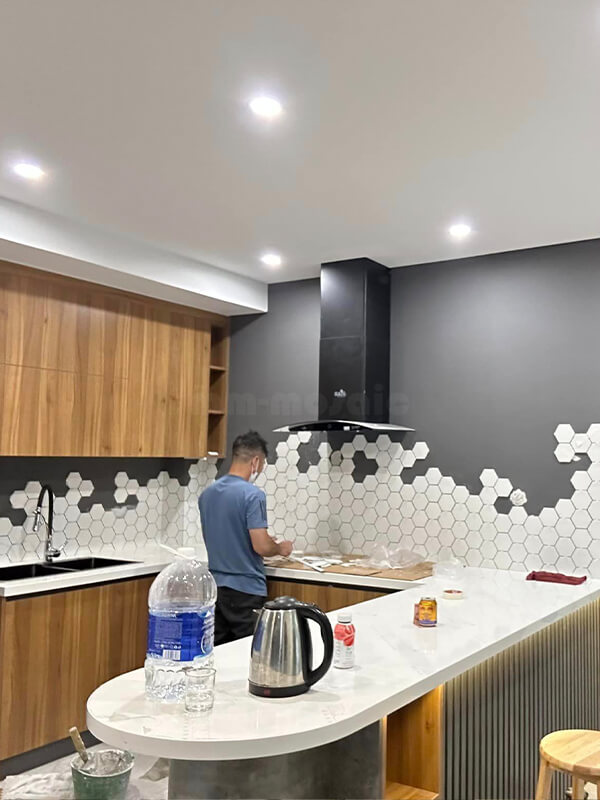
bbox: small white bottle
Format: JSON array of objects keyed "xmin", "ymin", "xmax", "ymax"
[{"xmin": 333, "ymin": 611, "xmax": 355, "ymax": 669}]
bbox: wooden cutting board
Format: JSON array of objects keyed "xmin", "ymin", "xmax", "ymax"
[
  {"xmin": 264, "ymin": 558, "xmax": 314, "ymax": 570},
  {"xmin": 373, "ymin": 562, "xmax": 434, "ymax": 581},
  {"xmin": 323, "ymin": 564, "xmax": 382, "ymax": 576},
  {"xmin": 265, "ymin": 556, "xmax": 433, "ymax": 582},
  {"xmin": 279, "ymin": 560, "xmax": 379, "ymax": 575}
]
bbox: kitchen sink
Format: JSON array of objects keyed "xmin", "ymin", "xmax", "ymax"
[
  {"xmin": 0, "ymin": 563, "xmax": 76, "ymax": 580},
  {"xmin": 0, "ymin": 557, "xmax": 136, "ymax": 581},
  {"xmin": 50, "ymin": 557, "xmax": 135, "ymax": 571}
]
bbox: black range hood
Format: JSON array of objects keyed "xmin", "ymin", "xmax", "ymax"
[{"xmin": 274, "ymin": 257, "xmax": 413, "ymax": 434}]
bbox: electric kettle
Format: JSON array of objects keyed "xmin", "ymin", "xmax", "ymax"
[{"xmin": 248, "ymin": 596, "xmax": 334, "ymax": 697}]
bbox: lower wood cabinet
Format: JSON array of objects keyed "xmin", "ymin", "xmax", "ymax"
[
  {"xmin": 0, "ymin": 576, "xmax": 154, "ymax": 760},
  {"xmin": 267, "ymin": 577, "xmax": 388, "ymax": 612}
]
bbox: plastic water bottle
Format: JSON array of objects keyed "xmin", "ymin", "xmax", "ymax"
[{"xmin": 144, "ymin": 548, "xmax": 217, "ymax": 702}]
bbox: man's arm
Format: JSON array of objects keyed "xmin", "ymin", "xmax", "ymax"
[{"xmin": 249, "ymin": 528, "xmax": 293, "ymax": 558}]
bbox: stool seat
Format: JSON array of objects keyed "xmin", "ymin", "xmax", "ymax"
[{"xmin": 540, "ymin": 730, "xmax": 600, "ymax": 778}]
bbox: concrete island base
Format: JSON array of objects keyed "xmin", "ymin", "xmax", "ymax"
[{"xmin": 167, "ymin": 721, "xmax": 384, "ymax": 800}]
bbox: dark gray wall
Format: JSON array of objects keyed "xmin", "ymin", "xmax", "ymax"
[
  {"xmin": 227, "ymin": 239, "xmax": 600, "ymax": 512},
  {"xmin": 227, "ymin": 279, "xmax": 320, "ymax": 457},
  {"xmin": 390, "ymin": 239, "xmax": 600, "ymax": 512}
]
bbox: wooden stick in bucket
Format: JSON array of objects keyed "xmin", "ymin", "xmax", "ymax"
[{"xmin": 69, "ymin": 726, "xmax": 89, "ymax": 763}]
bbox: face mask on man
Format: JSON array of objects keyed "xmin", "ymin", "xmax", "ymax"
[{"xmin": 250, "ymin": 458, "xmax": 261, "ymax": 483}]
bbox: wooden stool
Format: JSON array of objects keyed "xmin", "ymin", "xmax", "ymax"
[{"xmin": 536, "ymin": 730, "xmax": 600, "ymax": 800}]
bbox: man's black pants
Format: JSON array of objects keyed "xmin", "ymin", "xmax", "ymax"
[{"xmin": 214, "ymin": 586, "xmax": 266, "ymax": 645}]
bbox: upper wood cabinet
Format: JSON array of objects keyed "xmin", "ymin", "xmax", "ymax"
[{"xmin": 0, "ymin": 261, "xmax": 229, "ymax": 457}]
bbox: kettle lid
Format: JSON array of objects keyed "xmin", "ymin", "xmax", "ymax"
[{"xmin": 264, "ymin": 595, "xmax": 302, "ymax": 610}]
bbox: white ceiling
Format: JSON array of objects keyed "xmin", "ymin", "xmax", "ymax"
[{"xmin": 1, "ymin": 0, "xmax": 600, "ymax": 285}]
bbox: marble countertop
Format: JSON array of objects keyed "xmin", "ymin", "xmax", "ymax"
[
  {"xmin": 0, "ymin": 545, "xmax": 170, "ymax": 597},
  {"xmin": 0, "ymin": 547, "xmax": 423, "ymax": 598},
  {"xmin": 87, "ymin": 567, "xmax": 600, "ymax": 761}
]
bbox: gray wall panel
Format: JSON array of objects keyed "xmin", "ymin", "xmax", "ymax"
[
  {"xmin": 227, "ymin": 279, "xmax": 321, "ymax": 459},
  {"xmin": 444, "ymin": 598, "xmax": 600, "ymax": 799},
  {"xmin": 390, "ymin": 239, "xmax": 600, "ymax": 512}
]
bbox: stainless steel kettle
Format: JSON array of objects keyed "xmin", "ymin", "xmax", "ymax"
[{"xmin": 248, "ymin": 596, "xmax": 334, "ymax": 697}]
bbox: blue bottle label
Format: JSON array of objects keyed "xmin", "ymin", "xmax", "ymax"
[{"xmin": 147, "ymin": 609, "xmax": 214, "ymax": 661}]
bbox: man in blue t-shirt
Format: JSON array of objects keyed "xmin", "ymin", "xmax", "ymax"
[{"xmin": 199, "ymin": 430, "xmax": 293, "ymax": 645}]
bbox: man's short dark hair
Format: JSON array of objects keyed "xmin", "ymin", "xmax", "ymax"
[{"xmin": 232, "ymin": 430, "xmax": 268, "ymax": 461}]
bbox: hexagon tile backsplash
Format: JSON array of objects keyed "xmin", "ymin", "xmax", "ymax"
[
  {"xmin": 0, "ymin": 459, "xmax": 218, "ymax": 563},
  {"xmin": 251, "ymin": 424, "xmax": 600, "ymax": 577},
  {"xmin": 1, "ymin": 423, "xmax": 600, "ymax": 575}
]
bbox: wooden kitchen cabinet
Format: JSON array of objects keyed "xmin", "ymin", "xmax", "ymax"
[
  {"xmin": 0, "ymin": 576, "xmax": 155, "ymax": 760},
  {"xmin": 0, "ymin": 261, "xmax": 229, "ymax": 457},
  {"xmin": 267, "ymin": 577, "xmax": 389, "ymax": 612}
]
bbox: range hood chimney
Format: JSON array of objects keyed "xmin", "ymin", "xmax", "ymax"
[{"xmin": 275, "ymin": 258, "xmax": 413, "ymax": 433}]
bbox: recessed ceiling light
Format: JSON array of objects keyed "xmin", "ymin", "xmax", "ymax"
[
  {"xmin": 13, "ymin": 162, "xmax": 45, "ymax": 180},
  {"xmin": 249, "ymin": 96, "xmax": 283, "ymax": 119},
  {"xmin": 260, "ymin": 253, "xmax": 282, "ymax": 268},
  {"xmin": 448, "ymin": 223, "xmax": 472, "ymax": 240}
]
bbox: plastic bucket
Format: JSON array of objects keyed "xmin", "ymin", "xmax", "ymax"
[{"xmin": 71, "ymin": 750, "xmax": 134, "ymax": 800}]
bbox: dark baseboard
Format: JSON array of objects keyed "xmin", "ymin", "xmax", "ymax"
[{"xmin": 0, "ymin": 730, "xmax": 99, "ymax": 778}]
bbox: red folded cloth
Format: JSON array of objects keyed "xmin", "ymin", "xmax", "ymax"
[{"xmin": 526, "ymin": 570, "xmax": 587, "ymax": 585}]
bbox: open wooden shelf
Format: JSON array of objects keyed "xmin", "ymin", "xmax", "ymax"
[
  {"xmin": 210, "ymin": 326, "xmax": 227, "ymax": 368},
  {"xmin": 206, "ymin": 325, "xmax": 229, "ymax": 457},
  {"xmin": 207, "ymin": 411, "xmax": 226, "ymax": 456},
  {"xmin": 386, "ymin": 688, "xmax": 442, "ymax": 800},
  {"xmin": 386, "ymin": 782, "xmax": 438, "ymax": 800}
]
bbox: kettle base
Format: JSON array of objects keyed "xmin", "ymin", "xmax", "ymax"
[{"xmin": 248, "ymin": 680, "xmax": 309, "ymax": 698}]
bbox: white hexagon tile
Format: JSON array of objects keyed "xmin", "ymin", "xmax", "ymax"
[{"xmin": 3, "ymin": 423, "xmax": 600, "ymax": 576}]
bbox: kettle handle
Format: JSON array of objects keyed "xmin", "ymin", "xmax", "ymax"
[{"xmin": 296, "ymin": 603, "xmax": 334, "ymax": 687}]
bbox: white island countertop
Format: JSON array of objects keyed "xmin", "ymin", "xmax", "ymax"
[{"xmin": 87, "ymin": 567, "xmax": 600, "ymax": 761}]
